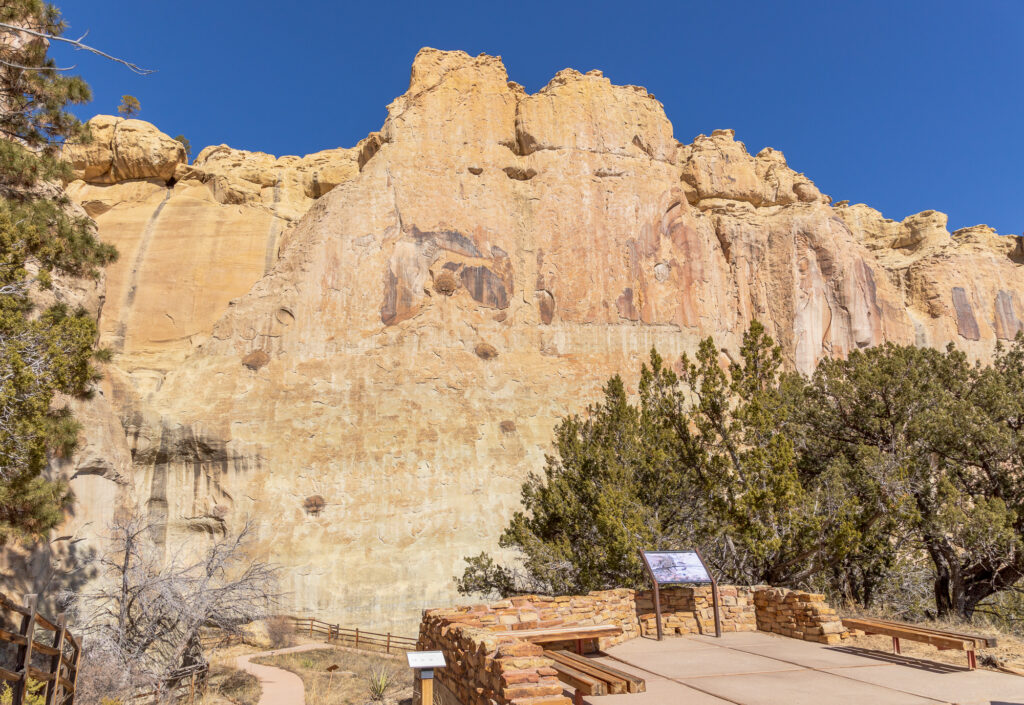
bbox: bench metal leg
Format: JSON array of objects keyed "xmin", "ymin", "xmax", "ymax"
[
  {"xmin": 576, "ymin": 638, "xmax": 584, "ymax": 655},
  {"xmin": 573, "ymin": 688, "xmax": 584, "ymax": 705},
  {"xmin": 892, "ymin": 637, "xmax": 901, "ymax": 655},
  {"xmin": 967, "ymin": 650, "xmax": 976, "ymax": 670}
]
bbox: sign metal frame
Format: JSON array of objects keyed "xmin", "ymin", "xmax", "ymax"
[{"xmin": 640, "ymin": 548, "xmax": 722, "ymax": 640}]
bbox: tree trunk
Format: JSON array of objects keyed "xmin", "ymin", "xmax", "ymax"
[{"xmin": 926, "ymin": 541, "xmax": 955, "ymax": 617}]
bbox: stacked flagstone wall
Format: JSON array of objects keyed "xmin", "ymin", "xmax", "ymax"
[
  {"xmin": 416, "ymin": 585, "xmax": 848, "ymax": 704},
  {"xmin": 635, "ymin": 585, "xmax": 758, "ymax": 636},
  {"xmin": 753, "ymin": 587, "xmax": 850, "ymax": 644},
  {"xmin": 416, "ymin": 589, "xmax": 638, "ymax": 705}
]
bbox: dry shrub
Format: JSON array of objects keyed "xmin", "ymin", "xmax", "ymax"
[
  {"xmin": 474, "ymin": 343, "xmax": 498, "ymax": 360},
  {"xmin": 434, "ymin": 271, "xmax": 458, "ymax": 296},
  {"xmin": 500, "ymin": 420, "xmax": 516, "ymax": 434},
  {"xmin": 265, "ymin": 615, "xmax": 295, "ymax": 649},
  {"xmin": 303, "ymin": 495, "xmax": 326, "ymax": 516},
  {"xmin": 73, "ymin": 640, "xmax": 132, "ymax": 705},
  {"xmin": 241, "ymin": 350, "xmax": 270, "ymax": 371}
]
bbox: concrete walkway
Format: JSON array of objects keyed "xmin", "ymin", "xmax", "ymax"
[
  {"xmin": 576, "ymin": 632, "xmax": 1024, "ymax": 705},
  {"xmin": 236, "ymin": 642, "xmax": 328, "ymax": 705}
]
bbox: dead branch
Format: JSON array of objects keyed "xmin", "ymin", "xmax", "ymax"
[
  {"xmin": 63, "ymin": 515, "xmax": 282, "ymax": 697},
  {"xmin": 0, "ymin": 22, "xmax": 154, "ymax": 75}
]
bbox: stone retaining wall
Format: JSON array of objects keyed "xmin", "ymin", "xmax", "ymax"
[
  {"xmin": 416, "ymin": 589, "xmax": 638, "ymax": 705},
  {"xmin": 415, "ymin": 618, "xmax": 568, "ymax": 705},
  {"xmin": 635, "ymin": 585, "xmax": 758, "ymax": 636},
  {"xmin": 417, "ymin": 585, "xmax": 848, "ymax": 704},
  {"xmin": 753, "ymin": 587, "xmax": 850, "ymax": 644}
]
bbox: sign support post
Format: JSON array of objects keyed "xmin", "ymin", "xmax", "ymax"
[
  {"xmin": 416, "ymin": 669, "xmax": 433, "ymax": 705},
  {"xmin": 652, "ymin": 577, "xmax": 663, "ymax": 641},
  {"xmin": 640, "ymin": 549, "xmax": 722, "ymax": 639},
  {"xmin": 695, "ymin": 547, "xmax": 722, "ymax": 638},
  {"xmin": 407, "ymin": 650, "xmax": 446, "ymax": 705}
]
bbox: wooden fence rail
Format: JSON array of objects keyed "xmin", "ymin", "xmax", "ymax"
[
  {"xmin": 290, "ymin": 617, "xmax": 417, "ymax": 655},
  {"xmin": 0, "ymin": 593, "xmax": 81, "ymax": 705}
]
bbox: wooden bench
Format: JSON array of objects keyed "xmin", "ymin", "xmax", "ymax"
[
  {"xmin": 842, "ymin": 617, "xmax": 997, "ymax": 670},
  {"xmin": 494, "ymin": 624, "xmax": 623, "ymax": 654},
  {"xmin": 544, "ymin": 649, "xmax": 645, "ymax": 705}
]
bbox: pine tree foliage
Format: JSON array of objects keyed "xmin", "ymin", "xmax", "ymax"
[
  {"xmin": 172, "ymin": 134, "xmax": 190, "ymax": 162},
  {"xmin": 459, "ymin": 322, "xmax": 1024, "ymax": 622},
  {"xmin": 116, "ymin": 94, "xmax": 138, "ymax": 118},
  {"xmin": 0, "ymin": 1, "xmax": 117, "ymax": 543}
]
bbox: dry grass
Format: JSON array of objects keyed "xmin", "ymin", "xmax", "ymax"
[
  {"xmin": 208, "ymin": 664, "xmax": 261, "ymax": 705},
  {"xmin": 841, "ymin": 609, "xmax": 1024, "ymax": 673},
  {"xmin": 253, "ymin": 647, "xmax": 412, "ymax": 705}
]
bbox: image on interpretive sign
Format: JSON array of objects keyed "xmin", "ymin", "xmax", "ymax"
[{"xmin": 643, "ymin": 551, "xmax": 712, "ymax": 584}]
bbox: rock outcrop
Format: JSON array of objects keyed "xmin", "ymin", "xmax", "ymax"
[{"xmin": 43, "ymin": 48, "xmax": 1023, "ymax": 632}]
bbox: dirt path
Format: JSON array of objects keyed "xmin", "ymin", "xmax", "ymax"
[{"xmin": 236, "ymin": 642, "xmax": 327, "ymax": 705}]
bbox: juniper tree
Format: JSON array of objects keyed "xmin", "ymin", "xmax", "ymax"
[
  {"xmin": 458, "ymin": 322, "xmax": 849, "ymax": 596},
  {"xmin": 805, "ymin": 338, "xmax": 1024, "ymax": 619},
  {"xmin": 0, "ymin": 1, "xmax": 118, "ymax": 542},
  {"xmin": 459, "ymin": 322, "xmax": 1024, "ymax": 622}
]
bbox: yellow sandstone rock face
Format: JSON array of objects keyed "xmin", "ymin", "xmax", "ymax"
[{"xmin": 50, "ymin": 48, "xmax": 1024, "ymax": 631}]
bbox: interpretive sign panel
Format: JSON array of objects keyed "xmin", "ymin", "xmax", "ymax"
[
  {"xmin": 407, "ymin": 650, "xmax": 446, "ymax": 669},
  {"xmin": 640, "ymin": 548, "xmax": 721, "ymax": 640},
  {"xmin": 642, "ymin": 551, "xmax": 712, "ymax": 584}
]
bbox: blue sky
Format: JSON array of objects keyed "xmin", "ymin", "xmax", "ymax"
[{"xmin": 56, "ymin": 0, "xmax": 1022, "ymax": 235}]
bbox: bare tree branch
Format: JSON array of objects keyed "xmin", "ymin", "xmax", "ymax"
[
  {"xmin": 0, "ymin": 58, "xmax": 77, "ymax": 71},
  {"xmin": 62, "ymin": 515, "xmax": 282, "ymax": 700},
  {"xmin": 0, "ymin": 22, "xmax": 155, "ymax": 75}
]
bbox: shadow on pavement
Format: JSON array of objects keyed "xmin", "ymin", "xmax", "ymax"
[{"xmin": 827, "ymin": 646, "xmax": 969, "ymax": 673}]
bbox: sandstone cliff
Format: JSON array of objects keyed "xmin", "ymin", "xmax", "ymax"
[{"xmin": 37, "ymin": 49, "xmax": 1023, "ymax": 631}]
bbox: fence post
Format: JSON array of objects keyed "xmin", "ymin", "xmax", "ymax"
[
  {"xmin": 355, "ymin": 628, "xmax": 359, "ymax": 650},
  {"xmin": 309, "ymin": 618, "xmax": 313, "ymax": 638},
  {"xmin": 14, "ymin": 594, "xmax": 39, "ymax": 705},
  {"xmin": 386, "ymin": 633, "xmax": 391, "ymax": 654},
  {"xmin": 44, "ymin": 613, "xmax": 68, "ymax": 705},
  {"xmin": 68, "ymin": 636, "xmax": 82, "ymax": 705},
  {"xmin": 189, "ymin": 671, "xmax": 196, "ymax": 705}
]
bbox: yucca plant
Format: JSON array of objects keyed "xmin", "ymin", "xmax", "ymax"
[{"xmin": 365, "ymin": 666, "xmax": 395, "ymax": 702}]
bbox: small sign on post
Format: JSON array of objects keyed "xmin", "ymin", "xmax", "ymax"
[
  {"xmin": 407, "ymin": 650, "xmax": 446, "ymax": 705},
  {"xmin": 640, "ymin": 549, "xmax": 722, "ymax": 640}
]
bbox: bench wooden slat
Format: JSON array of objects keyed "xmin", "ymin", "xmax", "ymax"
[
  {"xmin": 549, "ymin": 660, "xmax": 607, "ymax": 696},
  {"xmin": 548, "ymin": 651, "xmax": 627, "ymax": 694},
  {"xmin": 495, "ymin": 624, "xmax": 623, "ymax": 643},
  {"xmin": 590, "ymin": 652, "xmax": 647, "ymax": 694},
  {"xmin": 842, "ymin": 619, "xmax": 972, "ymax": 651},
  {"xmin": 552, "ymin": 650, "xmax": 648, "ymax": 694},
  {"xmin": 843, "ymin": 617, "xmax": 996, "ymax": 648}
]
